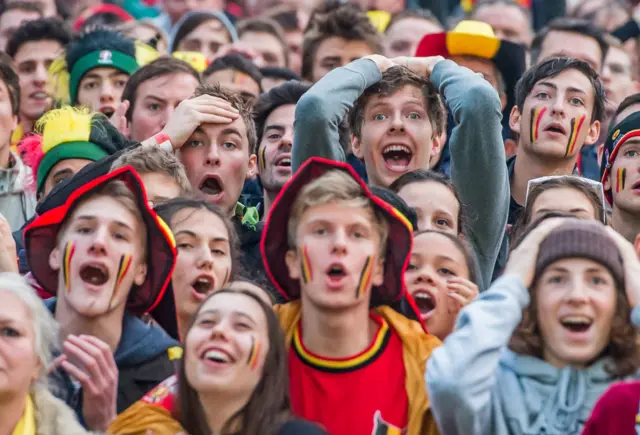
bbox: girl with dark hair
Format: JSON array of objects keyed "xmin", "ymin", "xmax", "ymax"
[
  {"xmin": 404, "ymin": 230, "xmax": 479, "ymax": 340},
  {"xmin": 427, "ymin": 218, "xmax": 640, "ymax": 435},
  {"xmin": 177, "ymin": 288, "xmax": 327, "ymax": 435}
]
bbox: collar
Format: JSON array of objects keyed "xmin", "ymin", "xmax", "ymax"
[{"xmin": 11, "ymin": 395, "xmax": 35, "ymax": 435}]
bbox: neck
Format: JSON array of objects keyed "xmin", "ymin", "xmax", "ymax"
[
  {"xmin": 200, "ymin": 391, "xmax": 248, "ymax": 435},
  {"xmin": 0, "ymin": 142, "xmax": 10, "ymax": 169},
  {"xmin": 300, "ymin": 297, "xmax": 375, "ymax": 359},
  {"xmin": 262, "ymin": 189, "xmax": 279, "ymax": 217},
  {"xmin": 20, "ymin": 118, "xmax": 34, "ymax": 135},
  {"xmin": 611, "ymin": 206, "xmax": 640, "ymax": 242},
  {"xmin": 54, "ymin": 297, "xmax": 124, "ymax": 353},
  {"xmin": 511, "ymin": 151, "xmax": 576, "ymax": 205},
  {"xmin": 0, "ymin": 394, "xmax": 27, "ymax": 435}
]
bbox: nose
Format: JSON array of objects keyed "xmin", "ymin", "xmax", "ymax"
[
  {"xmin": 279, "ymin": 130, "xmax": 293, "ymax": 151},
  {"xmin": 330, "ymin": 229, "xmax": 348, "ymax": 255},
  {"xmin": 564, "ymin": 278, "xmax": 589, "ymax": 304},
  {"xmin": 34, "ymin": 63, "xmax": 47, "ymax": 85},
  {"xmin": 414, "ymin": 265, "xmax": 438, "ymax": 287},
  {"xmin": 88, "ymin": 228, "xmax": 108, "ymax": 256},
  {"xmin": 196, "ymin": 245, "xmax": 214, "ymax": 270},
  {"xmin": 205, "ymin": 144, "xmax": 221, "ymax": 167},
  {"xmin": 389, "ymin": 112, "xmax": 406, "ymax": 133},
  {"xmin": 549, "ymin": 95, "xmax": 566, "ymax": 118},
  {"xmin": 601, "ymin": 64, "xmax": 612, "ymax": 84},
  {"xmin": 100, "ymin": 81, "xmax": 114, "ymax": 103}
]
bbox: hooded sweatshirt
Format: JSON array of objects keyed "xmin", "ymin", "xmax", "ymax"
[
  {"xmin": 426, "ymin": 275, "xmax": 640, "ymax": 435},
  {"xmin": 45, "ymin": 298, "xmax": 180, "ymax": 425},
  {"xmin": 168, "ymin": 10, "xmax": 238, "ymax": 53}
]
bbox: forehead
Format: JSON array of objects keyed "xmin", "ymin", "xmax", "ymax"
[
  {"xmin": 0, "ymin": 8, "xmax": 40, "ymax": 24},
  {"xmin": 300, "ymin": 201, "xmax": 376, "ymax": 226},
  {"xmin": 398, "ymin": 180, "xmax": 459, "ymax": 209},
  {"xmin": 364, "ymin": 84, "xmax": 425, "ymax": 110},
  {"xmin": 137, "ymin": 72, "xmax": 200, "ymax": 100},
  {"xmin": 413, "ymin": 231, "xmax": 464, "ymax": 261},
  {"xmin": 474, "ymin": 3, "xmax": 527, "ymax": 25},
  {"xmin": 265, "ymin": 104, "xmax": 295, "ymax": 126},
  {"xmin": 530, "ymin": 68, "xmax": 595, "ymax": 98},
  {"xmin": 198, "ymin": 291, "xmax": 266, "ymax": 322},
  {"xmin": 613, "ymin": 104, "xmax": 640, "ymax": 125},
  {"xmin": 606, "ymin": 46, "xmax": 632, "ymax": 67},
  {"xmin": 539, "ymin": 30, "xmax": 602, "ymax": 70},
  {"xmin": 533, "ymin": 186, "xmax": 591, "ymax": 206},
  {"xmin": 68, "ymin": 195, "xmax": 143, "ymax": 230},
  {"xmin": 172, "ymin": 207, "xmax": 228, "ymax": 238},
  {"xmin": 82, "ymin": 67, "xmax": 128, "ymax": 80},
  {"xmin": 386, "ymin": 17, "xmax": 442, "ymax": 39},
  {"xmin": 544, "ymin": 256, "xmax": 609, "ymax": 272},
  {"xmin": 0, "ymin": 290, "xmax": 30, "ymax": 322},
  {"xmin": 197, "ymin": 114, "xmax": 248, "ymax": 141},
  {"xmin": 14, "ymin": 40, "xmax": 64, "ymax": 61},
  {"xmin": 186, "ymin": 22, "xmax": 230, "ymax": 42}
]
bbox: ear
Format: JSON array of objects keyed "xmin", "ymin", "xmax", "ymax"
[
  {"xmin": 634, "ymin": 234, "xmax": 640, "ymax": 259},
  {"xmin": 352, "ymin": 136, "xmax": 364, "ymax": 159},
  {"xmin": 584, "ymin": 120, "xmax": 601, "ymax": 146},
  {"xmin": 246, "ymin": 153, "xmax": 258, "ymax": 179},
  {"xmin": 49, "ymin": 246, "xmax": 61, "ymax": 271},
  {"xmin": 371, "ymin": 257, "xmax": 384, "ymax": 287},
  {"xmin": 597, "ymin": 144, "xmax": 605, "ymax": 166},
  {"xmin": 633, "ymin": 80, "xmax": 640, "ymax": 94},
  {"xmin": 285, "ymin": 249, "xmax": 300, "ymax": 280},
  {"xmin": 509, "ymin": 105, "xmax": 521, "ymax": 135},
  {"xmin": 430, "ymin": 135, "xmax": 442, "ymax": 158},
  {"xmin": 134, "ymin": 263, "xmax": 147, "ymax": 286}
]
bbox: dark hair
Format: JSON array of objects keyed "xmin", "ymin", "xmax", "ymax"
[
  {"xmin": 414, "ymin": 229, "xmax": 479, "ymax": 285},
  {"xmin": 178, "ymin": 288, "xmax": 291, "ymax": 435},
  {"xmin": 350, "ymin": 66, "xmax": 445, "ymax": 139},
  {"xmin": 0, "ymin": 1, "xmax": 43, "ymax": 16},
  {"xmin": 170, "ymin": 12, "xmax": 234, "ymax": 52},
  {"xmin": 301, "ymin": 1, "xmax": 382, "ymax": 81},
  {"xmin": 203, "ymin": 53, "xmax": 263, "ymax": 90},
  {"xmin": 386, "ymin": 8, "xmax": 443, "ymax": 33},
  {"xmin": 470, "ymin": 0, "xmax": 531, "ymax": 22},
  {"xmin": 612, "ymin": 93, "xmax": 640, "ymax": 126},
  {"xmin": 0, "ymin": 59, "xmax": 20, "ymax": 115},
  {"xmin": 389, "ymin": 169, "xmax": 466, "ymax": 234},
  {"xmin": 515, "ymin": 57, "xmax": 606, "ymax": 123},
  {"xmin": 530, "ymin": 18, "xmax": 609, "ymax": 67},
  {"xmin": 508, "ymin": 217, "xmax": 640, "ymax": 377},
  {"xmin": 79, "ymin": 11, "xmax": 128, "ymax": 31},
  {"xmin": 263, "ymin": 5, "xmax": 299, "ymax": 32},
  {"xmin": 192, "ymin": 83, "xmax": 257, "ymax": 155},
  {"xmin": 260, "ymin": 67, "xmax": 301, "ymax": 82},
  {"xmin": 66, "ymin": 27, "xmax": 136, "ymax": 73},
  {"xmin": 6, "ymin": 17, "xmax": 71, "ymax": 59},
  {"xmin": 237, "ymin": 17, "xmax": 290, "ymax": 68},
  {"xmin": 253, "ymin": 80, "xmax": 309, "ymax": 149},
  {"xmin": 122, "ymin": 56, "xmax": 202, "ymax": 122},
  {"xmin": 154, "ymin": 197, "xmax": 241, "ymax": 281},
  {"xmin": 370, "ymin": 186, "xmax": 418, "ymax": 230},
  {"xmin": 510, "ymin": 177, "xmax": 605, "ymax": 241}
]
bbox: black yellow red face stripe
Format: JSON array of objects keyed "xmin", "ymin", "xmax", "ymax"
[
  {"xmin": 259, "ymin": 145, "xmax": 266, "ymax": 170},
  {"xmin": 565, "ymin": 115, "xmax": 586, "ymax": 157},
  {"xmin": 300, "ymin": 245, "xmax": 312, "ymax": 284},
  {"xmin": 110, "ymin": 253, "xmax": 132, "ymax": 308},
  {"xmin": 617, "ymin": 167, "xmax": 626, "ymax": 193},
  {"xmin": 63, "ymin": 241, "xmax": 75, "ymax": 293},
  {"xmin": 530, "ymin": 106, "xmax": 547, "ymax": 143},
  {"xmin": 293, "ymin": 317, "xmax": 391, "ymax": 373},
  {"xmin": 247, "ymin": 336, "xmax": 260, "ymax": 370},
  {"xmin": 356, "ymin": 256, "xmax": 373, "ymax": 299}
]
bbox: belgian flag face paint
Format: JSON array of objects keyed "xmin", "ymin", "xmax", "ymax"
[
  {"xmin": 530, "ymin": 106, "xmax": 547, "ymax": 143},
  {"xmin": 356, "ymin": 256, "xmax": 373, "ymax": 299},
  {"xmin": 259, "ymin": 145, "xmax": 266, "ymax": 171},
  {"xmin": 300, "ymin": 245, "xmax": 312, "ymax": 284},
  {"xmin": 565, "ymin": 114, "xmax": 586, "ymax": 157},
  {"xmin": 617, "ymin": 167, "xmax": 626, "ymax": 193},
  {"xmin": 110, "ymin": 253, "xmax": 132, "ymax": 308},
  {"xmin": 247, "ymin": 336, "xmax": 260, "ymax": 371},
  {"xmin": 63, "ymin": 242, "xmax": 75, "ymax": 293}
]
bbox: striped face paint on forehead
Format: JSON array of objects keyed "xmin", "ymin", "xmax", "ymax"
[
  {"xmin": 355, "ymin": 256, "xmax": 373, "ymax": 299},
  {"xmin": 565, "ymin": 115, "xmax": 587, "ymax": 157},
  {"xmin": 63, "ymin": 241, "xmax": 76, "ymax": 293},
  {"xmin": 530, "ymin": 106, "xmax": 547, "ymax": 143},
  {"xmin": 616, "ymin": 168, "xmax": 626, "ymax": 193},
  {"xmin": 300, "ymin": 245, "xmax": 312, "ymax": 284}
]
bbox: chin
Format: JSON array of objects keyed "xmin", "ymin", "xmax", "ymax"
[{"xmin": 306, "ymin": 295, "xmax": 363, "ymax": 311}]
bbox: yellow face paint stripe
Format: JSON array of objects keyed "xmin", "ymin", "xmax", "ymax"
[
  {"xmin": 111, "ymin": 253, "xmax": 132, "ymax": 306},
  {"xmin": 530, "ymin": 107, "xmax": 547, "ymax": 143},
  {"xmin": 63, "ymin": 242, "xmax": 75, "ymax": 293},
  {"xmin": 259, "ymin": 145, "xmax": 266, "ymax": 170},
  {"xmin": 356, "ymin": 256, "xmax": 373, "ymax": 299},
  {"xmin": 565, "ymin": 115, "xmax": 586, "ymax": 156},
  {"xmin": 247, "ymin": 337, "xmax": 260, "ymax": 370},
  {"xmin": 301, "ymin": 245, "xmax": 312, "ymax": 284},
  {"xmin": 617, "ymin": 167, "xmax": 626, "ymax": 193}
]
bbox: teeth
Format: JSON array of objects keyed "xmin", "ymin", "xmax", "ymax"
[
  {"xmin": 205, "ymin": 349, "xmax": 230, "ymax": 362},
  {"xmin": 561, "ymin": 316, "xmax": 592, "ymax": 325},
  {"xmin": 414, "ymin": 293, "xmax": 432, "ymax": 301},
  {"xmin": 32, "ymin": 93, "xmax": 47, "ymax": 99},
  {"xmin": 197, "ymin": 278, "xmax": 212, "ymax": 284},
  {"xmin": 383, "ymin": 144, "xmax": 411, "ymax": 154}
]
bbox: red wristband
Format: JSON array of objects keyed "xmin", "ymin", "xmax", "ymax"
[{"xmin": 155, "ymin": 132, "xmax": 173, "ymax": 152}]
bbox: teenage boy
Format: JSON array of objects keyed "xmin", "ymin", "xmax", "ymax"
[
  {"xmin": 0, "ymin": 1, "xmax": 42, "ymax": 50},
  {"xmin": 237, "ymin": 17, "xmax": 289, "ymax": 69},
  {"xmin": 600, "ymin": 111, "xmax": 640, "ymax": 242},
  {"xmin": 293, "ymin": 53, "xmax": 508, "ymax": 289},
  {"xmin": 470, "ymin": 0, "xmax": 533, "ymax": 47},
  {"xmin": 24, "ymin": 167, "xmax": 179, "ymax": 430},
  {"xmin": 302, "ymin": 2, "xmax": 382, "ymax": 83},
  {"xmin": 264, "ymin": 157, "xmax": 441, "ymax": 434},
  {"xmin": 120, "ymin": 56, "xmax": 202, "ymax": 143},
  {"xmin": 508, "ymin": 57, "xmax": 604, "ymax": 224},
  {"xmin": 5, "ymin": 18, "xmax": 71, "ymax": 144},
  {"xmin": 203, "ymin": 53, "xmax": 263, "ymax": 103}
]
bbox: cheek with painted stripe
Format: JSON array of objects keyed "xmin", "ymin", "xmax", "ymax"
[
  {"xmin": 355, "ymin": 256, "xmax": 374, "ymax": 300},
  {"xmin": 616, "ymin": 167, "xmax": 627, "ymax": 193},
  {"xmin": 529, "ymin": 106, "xmax": 547, "ymax": 143},
  {"xmin": 63, "ymin": 242, "xmax": 76, "ymax": 294},
  {"xmin": 300, "ymin": 245, "xmax": 313, "ymax": 284},
  {"xmin": 565, "ymin": 115, "xmax": 586, "ymax": 157},
  {"xmin": 247, "ymin": 336, "xmax": 261, "ymax": 371}
]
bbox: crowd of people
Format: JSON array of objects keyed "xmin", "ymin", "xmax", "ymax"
[{"xmin": 1, "ymin": 0, "xmax": 640, "ymax": 434}]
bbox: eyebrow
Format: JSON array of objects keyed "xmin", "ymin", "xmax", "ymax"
[
  {"xmin": 143, "ymin": 95, "xmax": 166, "ymax": 103},
  {"xmin": 537, "ymin": 81, "xmax": 588, "ymax": 95},
  {"xmin": 175, "ymin": 230, "xmax": 228, "ymax": 243},
  {"xmin": 321, "ymin": 56, "xmax": 341, "ymax": 63},
  {"xmin": 75, "ymin": 215, "xmax": 134, "ymax": 231},
  {"xmin": 264, "ymin": 124, "xmax": 286, "ymax": 133},
  {"xmin": 220, "ymin": 127, "xmax": 243, "ymax": 139},
  {"xmin": 51, "ymin": 168, "xmax": 73, "ymax": 180},
  {"xmin": 198, "ymin": 309, "xmax": 256, "ymax": 322}
]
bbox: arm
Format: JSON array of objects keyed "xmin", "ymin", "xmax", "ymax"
[
  {"xmin": 292, "ymin": 58, "xmax": 383, "ymax": 172},
  {"xmin": 426, "ymin": 274, "xmax": 528, "ymax": 435},
  {"xmin": 430, "ymin": 60, "xmax": 509, "ymax": 290}
]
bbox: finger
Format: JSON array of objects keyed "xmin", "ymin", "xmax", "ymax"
[
  {"xmin": 66, "ymin": 336, "xmax": 115, "ymax": 382},
  {"xmin": 47, "ymin": 354, "xmax": 67, "ymax": 375},
  {"xmin": 447, "ymin": 292, "xmax": 468, "ymax": 307},
  {"xmin": 79, "ymin": 335, "xmax": 118, "ymax": 374},
  {"xmin": 189, "ymin": 103, "xmax": 240, "ymax": 117},
  {"xmin": 63, "ymin": 339, "xmax": 103, "ymax": 381},
  {"xmin": 112, "ymin": 100, "xmax": 129, "ymax": 120},
  {"xmin": 447, "ymin": 282, "xmax": 477, "ymax": 298},
  {"xmin": 60, "ymin": 360, "xmax": 91, "ymax": 386},
  {"xmin": 190, "ymin": 95, "xmax": 239, "ymax": 111},
  {"xmin": 197, "ymin": 114, "xmax": 235, "ymax": 124}
]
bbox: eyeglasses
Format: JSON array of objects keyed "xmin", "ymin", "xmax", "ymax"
[{"xmin": 525, "ymin": 175, "xmax": 607, "ymax": 224}]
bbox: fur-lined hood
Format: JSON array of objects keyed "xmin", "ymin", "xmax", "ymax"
[{"xmin": 31, "ymin": 385, "xmax": 96, "ymax": 435}]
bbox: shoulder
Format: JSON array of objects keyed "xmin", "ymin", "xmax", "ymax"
[{"xmin": 277, "ymin": 419, "xmax": 328, "ymax": 435}]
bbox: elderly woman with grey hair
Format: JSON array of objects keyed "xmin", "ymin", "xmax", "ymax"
[{"xmin": 0, "ymin": 273, "xmax": 92, "ymax": 434}]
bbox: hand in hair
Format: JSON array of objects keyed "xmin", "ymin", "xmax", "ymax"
[
  {"xmin": 446, "ymin": 277, "xmax": 479, "ymax": 315},
  {"xmin": 390, "ymin": 56, "xmax": 445, "ymax": 78},
  {"xmin": 154, "ymin": 94, "xmax": 240, "ymax": 150},
  {"xmin": 606, "ymin": 227, "xmax": 640, "ymax": 308},
  {"xmin": 109, "ymin": 100, "xmax": 130, "ymax": 137},
  {"xmin": 0, "ymin": 214, "xmax": 17, "ymax": 273},
  {"xmin": 503, "ymin": 218, "xmax": 566, "ymax": 287},
  {"xmin": 362, "ymin": 54, "xmax": 397, "ymax": 73},
  {"xmin": 59, "ymin": 334, "xmax": 119, "ymax": 431}
]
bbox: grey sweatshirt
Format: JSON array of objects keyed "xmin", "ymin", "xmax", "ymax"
[
  {"xmin": 292, "ymin": 58, "xmax": 509, "ymax": 289},
  {"xmin": 426, "ymin": 275, "xmax": 640, "ymax": 435}
]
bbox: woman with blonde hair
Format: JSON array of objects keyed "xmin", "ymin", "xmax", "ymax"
[{"xmin": 0, "ymin": 273, "xmax": 91, "ymax": 434}]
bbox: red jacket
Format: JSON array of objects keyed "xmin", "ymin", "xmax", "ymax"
[{"xmin": 583, "ymin": 381, "xmax": 640, "ymax": 435}]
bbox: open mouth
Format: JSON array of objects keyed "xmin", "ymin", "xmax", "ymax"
[
  {"xmin": 413, "ymin": 290, "xmax": 436, "ymax": 317},
  {"xmin": 202, "ymin": 347, "xmax": 235, "ymax": 364},
  {"xmin": 192, "ymin": 275, "xmax": 214, "ymax": 295},
  {"xmin": 29, "ymin": 92, "xmax": 48, "ymax": 101},
  {"xmin": 79, "ymin": 263, "xmax": 109, "ymax": 286},
  {"xmin": 326, "ymin": 263, "xmax": 346, "ymax": 280},
  {"xmin": 199, "ymin": 176, "xmax": 223, "ymax": 196},
  {"xmin": 382, "ymin": 144, "xmax": 413, "ymax": 171},
  {"xmin": 275, "ymin": 154, "xmax": 292, "ymax": 168},
  {"xmin": 560, "ymin": 316, "xmax": 593, "ymax": 333},
  {"xmin": 545, "ymin": 123, "xmax": 566, "ymax": 135}
]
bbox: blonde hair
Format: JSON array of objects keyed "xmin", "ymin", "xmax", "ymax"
[
  {"xmin": 287, "ymin": 170, "xmax": 389, "ymax": 254},
  {"xmin": 0, "ymin": 273, "xmax": 59, "ymax": 381}
]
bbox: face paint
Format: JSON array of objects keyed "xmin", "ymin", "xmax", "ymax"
[
  {"xmin": 247, "ymin": 336, "xmax": 261, "ymax": 370},
  {"xmin": 355, "ymin": 256, "xmax": 373, "ymax": 299},
  {"xmin": 110, "ymin": 254, "xmax": 132, "ymax": 307},
  {"xmin": 617, "ymin": 167, "xmax": 626, "ymax": 193},
  {"xmin": 565, "ymin": 114, "xmax": 586, "ymax": 157},
  {"xmin": 530, "ymin": 106, "xmax": 547, "ymax": 143},
  {"xmin": 63, "ymin": 242, "xmax": 75, "ymax": 293},
  {"xmin": 259, "ymin": 145, "xmax": 266, "ymax": 170},
  {"xmin": 300, "ymin": 245, "xmax": 312, "ymax": 284}
]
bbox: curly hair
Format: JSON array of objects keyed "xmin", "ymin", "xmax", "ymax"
[{"xmin": 349, "ymin": 66, "xmax": 445, "ymax": 140}]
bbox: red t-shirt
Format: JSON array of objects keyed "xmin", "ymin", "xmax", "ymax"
[
  {"xmin": 582, "ymin": 381, "xmax": 640, "ymax": 435},
  {"xmin": 289, "ymin": 314, "xmax": 408, "ymax": 435}
]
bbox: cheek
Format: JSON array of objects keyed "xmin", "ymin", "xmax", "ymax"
[{"xmin": 594, "ymin": 290, "xmax": 618, "ymax": 323}]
